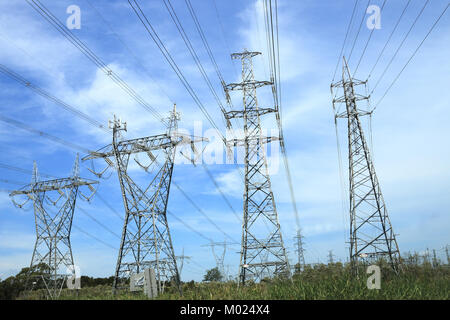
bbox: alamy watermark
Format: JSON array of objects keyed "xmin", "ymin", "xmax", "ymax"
[
  {"xmin": 366, "ymin": 265, "xmax": 381, "ymax": 290},
  {"xmin": 66, "ymin": 5, "xmax": 81, "ymax": 30},
  {"xmin": 366, "ymin": 5, "xmax": 381, "ymax": 30}
]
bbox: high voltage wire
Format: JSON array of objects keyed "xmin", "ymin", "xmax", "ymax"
[
  {"xmin": 0, "ymin": 166, "xmax": 122, "ymax": 240},
  {"xmin": 72, "ymin": 224, "xmax": 117, "ymax": 250},
  {"xmin": 167, "ymin": 210, "xmax": 213, "ymax": 243},
  {"xmin": 347, "ymin": 0, "xmax": 371, "ymax": 64},
  {"xmin": 0, "ymin": 162, "xmax": 219, "ymax": 251},
  {"xmin": 263, "ymin": 0, "xmax": 301, "ymax": 233},
  {"xmin": 0, "ymin": 64, "xmax": 108, "ymax": 133},
  {"xmin": 172, "ymin": 182, "xmax": 238, "ymax": 243},
  {"xmin": 0, "ymin": 116, "xmax": 235, "ymax": 245},
  {"xmin": 162, "ymin": 0, "xmax": 228, "ymax": 128},
  {"xmin": 370, "ymin": 0, "xmax": 430, "ymax": 96},
  {"xmin": 201, "ymin": 163, "xmax": 241, "ymax": 223},
  {"xmin": 0, "ymin": 114, "xmax": 92, "ymax": 154},
  {"xmin": 129, "ymin": 0, "xmax": 246, "ymax": 226},
  {"xmin": 77, "ymin": 205, "xmax": 121, "ymax": 239},
  {"xmin": 85, "ymin": 0, "xmax": 175, "ymax": 106},
  {"xmin": 128, "ymin": 0, "xmax": 222, "ymax": 135},
  {"xmin": 367, "ymin": 0, "xmax": 412, "ymax": 80},
  {"xmin": 184, "ymin": 0, "xmax": 227, "ymax": 91},
  {"xmin": 26, "ymin": 0, "xmax": 168, "ymax": 126},
  {"xmin": 373, "ymin": 3, "xmax": 449, "ymax": 111},
  {"xmin": 332, "ymin": 0, "xmax": 359, "ymax": 82},
  {"xmin": 7, "ymin": 0, "xmax": 241, "ymax": 231},
  {"xmin": 211, "ymin": 0, "xmax": 239, "ymax": 77},
  {"xmin": 352, "ymin": 0, "xmax": 387, "ymax": 77},
  {"xmin": 162, "ymin": 0, "xmax": 241, "ymax": 223},
  {"xmin": 0, "ymin": 162, "xmax": 55, "ymax": 179}
]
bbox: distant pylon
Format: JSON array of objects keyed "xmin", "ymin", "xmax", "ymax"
[
  {"xmin": 202, "ymin": 240, "xmax": 238, "ymax": 281},
  {"xmin": 293, "ymin": 230, "xmax": 306, "ymax": 272},
  {"xmin": 83, "ymin": 105, "xmax": 206, "ymax": 295},
  {"xmin": 328, "ymin": 250, "xmax": 335, "ymax": 264},
  {"xmin": 9, "ymin": 155, "xmax": 98, "ymax": 299},
  {"xmin": 331, "ymin": 57, "xmax": 401, "ymax": 274},
  {"xmin": 223, "ymin": 50, "xmax": 291, "ymax": 285}
]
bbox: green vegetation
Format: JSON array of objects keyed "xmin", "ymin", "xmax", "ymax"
[
  {"xmin": 2, "ymin": 259, "xmax": 448, "ymax": 300},
  {"xmin": 203, "ymin": 267, "xmax": 223, "ymax": 282}
]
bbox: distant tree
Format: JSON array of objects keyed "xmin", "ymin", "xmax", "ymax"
[{"xmin": 203, "ymin": 267, "xmax": 223, "ymax": 282}]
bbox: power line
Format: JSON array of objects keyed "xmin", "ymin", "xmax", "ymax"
[
  {"xmin": 263, "ymin": 0, "xmax": 301, "ymax": 233},
  {"xmin": 347, "ymin": 0, "xmax": 371, "ymax": 64},
  {"xmin": 1, "ymin": 114, "xmax": 235, "ymax": 247},
  {"xmin": 373, "ymin": 3, "xmax": 449, "ymax": 111},
  {"xmin": 26, "ymin": 0, "xmax": 167, "ymax": 125},
  {"xmin": 163, "ymin": 0, "xmax": 241, "ymax": 224},
  {"xmin": 0, "ymin": 162, "xmax": 55, "ymax": 179},
  {"xmin": 366, "ymin": 0, "xmax": 412, "ymax": 80},
  {"xmin": 211, "ymin": 0, "xmax": 239, "ymax": 77},
  {"xmin": 0, "ymin": 114, "xmax": 92, "ymax": 154},
  {"xmin": 128, "ymin": 0, "xmax": 221, "ymax": 135},
  {"xmin": 77, "ymin": 205, "xmax": 121, "ymax": 239},
  {"xmin": 332, "ymin": 0, "xmax": 360, "ymax": 81},
  {"xmin": 172, "ymin": 181, "xmax": 238, "ymax": 243},
  {"xmin": 72, "ymin": 224, "xmax": 117, "ymax": 250},
  {"xmin": 162, "ymin": 0, "xmax": 228, "ymax": 129},
  {"xmin": 201, "ymin": 163, "xmax": 241, "ymax": 223},
  {"xmin": 85, "ymin": 0, "xmax": 175, "ymax": 106},
  {"xmin": 370, "ymin": 0, "xmax": 430, "ymax": 95},
  {"xmin": 352, "ymin": 0, "xmax": 387, "ymax": 77},
  {"xmin": 167, "ymin": 210, "xmax": 213, "ymax": 243},
  {"xmin": 129, "ymin": 0, "xmax": 246, "ymax": 230},
  {"xmin": 0, "ymin": 64, "xmax": 108, "ymax": 133}
]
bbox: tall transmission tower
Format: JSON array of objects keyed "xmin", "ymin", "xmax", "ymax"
[
  {"xmin": 223, "ymin": 50, "xmax": 291, "ymax": 285},
  {"xmin": 82, "ymin": 105, "xmax": 205, "ymax": 295},
  {"xmin": 293, "ymin": 230, "xmax": 306, "ymax": 272},
  {"xmin": 331, "ymin": 57, "xmax": 401, "ymax": 273},
  {"xmin": 9, "ymin": 155, "xmax": 98, "ymax": 299}
]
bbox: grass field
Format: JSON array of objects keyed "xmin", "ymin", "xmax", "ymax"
[{"xmin": 18, "ymin": 262, "xmax": 449, "ymax": 300}]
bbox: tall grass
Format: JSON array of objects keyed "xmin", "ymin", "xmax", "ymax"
[{"xmin": 23, "ymin": 263, "xmax": 448, "ymax": 300}]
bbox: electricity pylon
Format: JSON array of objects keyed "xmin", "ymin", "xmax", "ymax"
[
  {"xmin": 202, "ymin": 240, "xmax": 238, "ymax": 281},
  {"xmin": 223, "ymin": 50, "xmax": 291, "ymax": 285},
  {"xmin": 9, "ymin": 155, "xmax": 97, "ymax": 299},
  {"xmin": 331, "ymin": 57, "xmax": 401, "ymax": 273},
  {"xmin": 294, "ymin": 230, "xmax": 306, "ymax": 272},
  {"xmin": 82, "ymin": 104, "xmax": 205, "ymax": 295}
]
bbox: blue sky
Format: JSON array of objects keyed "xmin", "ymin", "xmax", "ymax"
[{"xmin": 0, "ymin": 0, "xmax": 449, "ymax": 281}]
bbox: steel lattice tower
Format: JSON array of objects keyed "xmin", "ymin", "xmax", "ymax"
[
  {"xmin": 83, "ymin": 105, "xmax": 204, "ymax": 294},
  {"xmin": 223, "ymin": 50, "xmax": 290, "ymax": 284},
  {"xmin": 294, "ymin": 230, "xmax": 306, "ymax": 272},
  {"xmin": 331, "ymin": 57, "xmax": 401, "ymax": 273},
  {"xmin": 9, "ymin": 155, "xmax": 97, "ymax": 299}
]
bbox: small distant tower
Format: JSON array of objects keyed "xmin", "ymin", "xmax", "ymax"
[{"xmin": 294, "ymin": 230, "xmax": 306, "ymax": 272}]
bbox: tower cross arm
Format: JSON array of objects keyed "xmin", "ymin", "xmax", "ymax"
[
  {"xmin": 9, "ymin": 177, "xmax": 98, "ymax": 196},
  {"xmin": 231, "ymin": 51, "xmax": 262, "ymax": 59},
  {"xmin": 225, "ymin": 80, "xmax": 272, "ymax": 91},
  {"xmin": 224, "ymin": 108, "xmax": 276, "ymax": 120},
  {"xmin": 226, "ymin": 136, "xmax": 279, "ymax": 148},
  {"xmin": 82, "ymin": 133, "xmax": 190, "ymax": 161}
]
